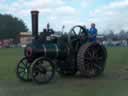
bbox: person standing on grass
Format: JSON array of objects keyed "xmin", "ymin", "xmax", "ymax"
[{"xmin": 88, "ymin": 23, "xmax": 97, "ymax": 42}]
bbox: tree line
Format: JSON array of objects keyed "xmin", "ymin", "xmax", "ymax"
[{"xmin": 0, "ymin": 14, "xmax": 28, "ymax": 39}]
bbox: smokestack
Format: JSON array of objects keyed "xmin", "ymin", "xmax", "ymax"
[{"xmin": 31, "ymin": 10, "xmax": 39, "ymax": 39}]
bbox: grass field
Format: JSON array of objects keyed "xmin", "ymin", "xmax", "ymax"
[{"xmin": 0, "ymin": 47, "xmax": 128, "ymax": 96}]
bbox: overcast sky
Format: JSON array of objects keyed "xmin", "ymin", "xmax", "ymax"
[{"xmin": 0, "ymin": 0, "xmax": 128, "ymax": 34}]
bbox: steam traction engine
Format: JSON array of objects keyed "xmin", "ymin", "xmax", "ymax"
[{"xmin": 16, "ymin": 11, "xmax": 107, "ymax": 84}]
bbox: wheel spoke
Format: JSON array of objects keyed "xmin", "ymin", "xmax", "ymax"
[
  {"xmin": 47, "ymin": 67, "xmax": 53, "ymax": 72},
  {"xmin": 95, "ymin": 57, "xmax": 104, "ymax": 64},
  {"xmin": 85, "ymin": 50, "xmax": 92, "ymax": 57},
  {"xmin": 16, "ymin": 57, "xmax": 31, "ymax": 81},
  {"xmin": 88, "ymin": 69, "xmax": 96, "ymax": 75},
  {"xmin": 18, "ymin": 66, "xmax": 25, "ymax": 69},
  {"xmin": 78, "ymin": 43, "xmax": 107, "ymax": 77},
  {"xmin": 79, "ymin": 28, "xmax": 82, "ymax": 33},
  {"xmin": 24, "ymin": 73, "xmax": 28, "ymax": 79},
  {"xmin": 72, "ymin": 29, "xmax": 76, "ymax": 34},
  {"xmin": 92, "ymin": 50, "xmax": 96, "ymax": 57},
  {"xmin": 21, "ymin": 60, "xmax": 27, "ymax": 66},
  {"xmin": 93, "ymin": 63, "xmax": 102, "ymax": 70},
  {"xmin": 43, "ymin": 63, "xmax": 51, "ymax": 68},
  {"xmin": 33, "ymin": 71, "xmax": 39, "ymax": 78},
  {"xmin": 20, "ymin": 71, "xmax": 25, "ymax": 77},
  {"xmin": 27, "ymin": 71, "xmax": 30, "ymax": 79},
  {"xmin": 85, "ymin": 63, "xmax": 91, "ymax": 71},
  {"xmin": 31, "ymin": 58, "xmax": 55, "ymax": 84},
  {"xmin": 18, "ymin": 70, "xmax": 25, "ymax": 73}
]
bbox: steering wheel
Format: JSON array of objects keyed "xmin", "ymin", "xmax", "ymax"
[{"xmin": 68, "ymin": 25, "xmax": 88, "ymax": 48}]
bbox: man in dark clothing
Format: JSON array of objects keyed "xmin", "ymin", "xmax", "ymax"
[
  {"xmin": 46, "ymin": 23, "xmax": 54, "ymax": 35},
  {"xmin": 83, "ymin": 25, "xmax": 89, "ymax": 32}
]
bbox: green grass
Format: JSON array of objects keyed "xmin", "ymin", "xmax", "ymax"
[
  {"xmin": 107, "ymin": 47, "xmax": 128, "ymax": 66},
  {"xmin": 0, "ymin": 48, "xmax": 24, "ymax": 80},
  {"xmin": 0, "ymin": 47, "xmax": 128, "ymax": 96}
]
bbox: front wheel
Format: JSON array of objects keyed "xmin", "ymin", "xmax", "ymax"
[
  {"xmin": 16, "ymin": 57, "xmax": 32, "ymax": 81},
  {"xmin": 30, "ymin": 57, "xmax": 55, "ymax": 84}
]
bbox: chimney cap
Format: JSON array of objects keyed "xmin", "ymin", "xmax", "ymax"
[{"xmin": 31, "ymin": 10, "xmax": 39, "ymax": 14}]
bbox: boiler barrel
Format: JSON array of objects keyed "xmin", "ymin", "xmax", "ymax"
[{"xmin": 34, "ymin": 44, "xmax": 69, "ymax": 59}]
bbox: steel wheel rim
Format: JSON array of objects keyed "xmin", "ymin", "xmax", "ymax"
[
  {"xmin": 84, "ymin": 44, "xmax": 106, "ymax": 76},
  {"xmin": 31, "ymin": 58, "xmax": 55, "ymax": 84},
  {"xmin": 16, "ymin": 57, "xmax": 31, "ymax": 81}
]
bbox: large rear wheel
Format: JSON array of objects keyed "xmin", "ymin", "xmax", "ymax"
[{"xmin": 77, "ymin": 42, "xmax": 107, "ymax": 77}]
